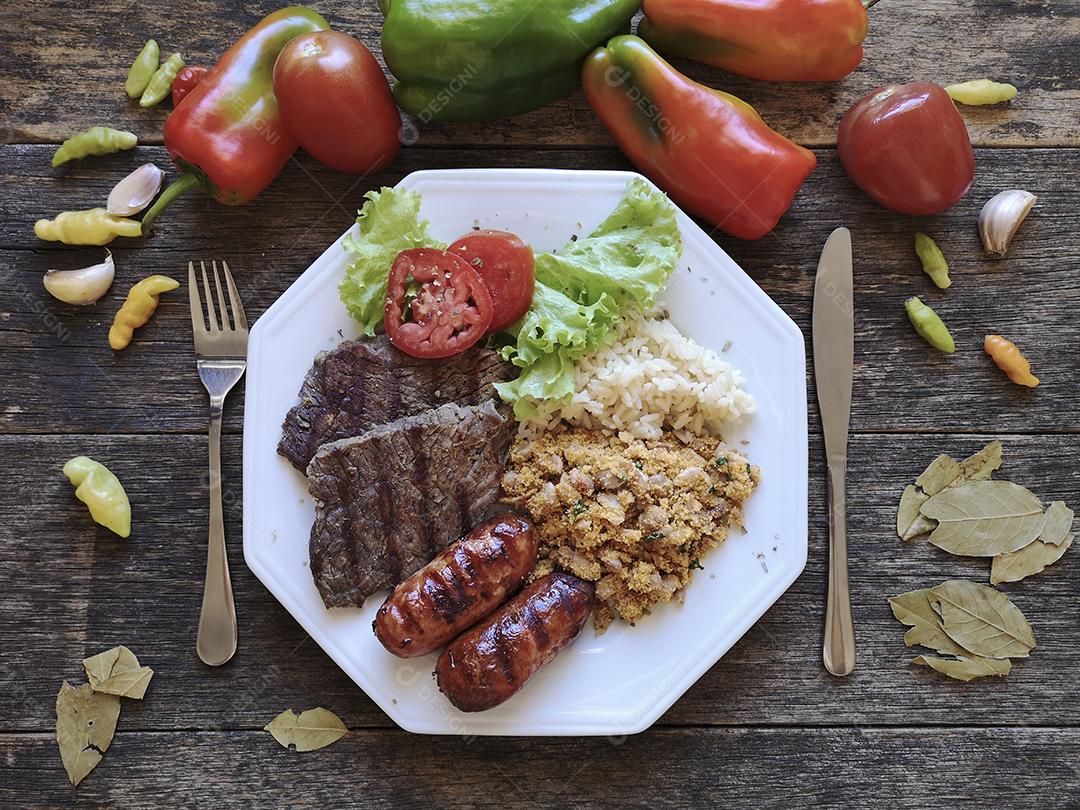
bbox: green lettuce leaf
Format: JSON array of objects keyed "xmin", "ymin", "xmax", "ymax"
[
  {"xmin": 497, "ymin": 178, "xmax": 681, "ymax": 418},
  {"xmin": 339, "ymin": 187, "xmax": 445, "ymax": 335},
  {"xmin": 493, "ymin": 284, "xmax": 620, "ymax": 417},
  {"xmin": 533, "ymin": 177, "xmax": 681, "ymax": 310},
  {"xmin": 336, "ymin": 178, "xmax": 681, "ymax": 420}
]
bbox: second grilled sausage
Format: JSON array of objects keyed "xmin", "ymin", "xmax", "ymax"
[
  {"xmin": 373, "ymin": 515, "xmax": 539, "ymax": 658},
  {"xmin": 435, "ymin": 572, "xmax": 594, "ymax": 712}
]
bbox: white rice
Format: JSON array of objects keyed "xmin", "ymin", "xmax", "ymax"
[{"xmin": 521, "ymin": 309, "xmax": 756, "ymax": 442}]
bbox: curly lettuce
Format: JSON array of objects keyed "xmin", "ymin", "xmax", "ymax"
[
  {"xmin": 497, "ymin": 178, "xmax": 682, "ymax": 417},
  {"xmin": 340, "ymin": 187, "xmax": 445, "ymax": 335},
  {"xmin": 339, "ymin": 178, "xmax": 682, "ymax": 419}
]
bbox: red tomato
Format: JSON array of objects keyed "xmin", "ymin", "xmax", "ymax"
[
  {"xmin": 272, "ymin": 31, "xmax": 401, "ymax": 175},
  {"xmin": 449, "ymin": 230, "xmax": 535, "ymax": 333},
  {"xmin": 838, "ymin": 82, "xmax": 975, "ymax": 216},
  {"xmin": 384, "ymin": 248, "xmax": 494, "ymax": 359},
  {"xmin": 171, "ymin": 65, "xmax": 208, "ymax": 107}
]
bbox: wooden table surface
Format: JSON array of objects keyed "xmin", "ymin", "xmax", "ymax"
[{"xmin": 2, "ymin": 1, "xmax": 1079, "ymax": 806}]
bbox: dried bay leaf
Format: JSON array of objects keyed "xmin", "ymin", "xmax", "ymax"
[
  {"xmin": 913, "ymin": 654, "xmax": 1012, "ymax": 682},
  {"xmin": 92, "ymin": 666, "xmax": 154, "ymax": 699},
  {"xmin": 1038, "ymin": 501, "xmax": 1075, "ymax": 546},
  {"xmin": 930, "ymin": 579, "xmax": 1035, "ymax": 658},
  {"xmin": 265, "ymin": 708, "xmax": 348, "ymax": 752},
  {"xmin": 56, "ymin": 681, "xmax": 121, "ymax": 786},
  {"xmin": 897, "ymin": 485, "xmax": 934, "ymax": 540},
  {"xmin": 905, "ymin": 514, "xmax": 936, "ymax": 542},
  {"xmin": 82, "ymin": 647, "xmax": 121, "ymax": 685},
  {"xmin": 84, "ymin": 645, "xmax": 153, "ymax": 699},
  {"xmin": 921, "ymin": 480, "xmax": 1044, "ymax": 556},
  {"xmin": 899, "ymin": 443, "xmax": 1005, "ymax": 543},
  {"xmin": 956, "ymin": 441, "xmax": 1003, "ymax": 485},
  {"xmin": 991, "ymin": 534, "xmax": 1074, "ymax": 585},
  {"xmin": 888, "ymin": 589, "xmax": 968, "ymax": 656},
  {"xmin": 916, "ymin": 454, "xmax": 963, "ymax": 496},
  {"xmin": 915, "ymin": 443, "xmax": 1000, "ymax": 495}
]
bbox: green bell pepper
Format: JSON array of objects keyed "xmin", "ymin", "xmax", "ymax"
[{"xmin": 380, "ymin": 0, "xmax": 638, "ymax": 122}]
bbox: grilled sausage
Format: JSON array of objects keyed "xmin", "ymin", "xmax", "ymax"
[
  {"xmin": 435, "ymin": 572, "xmax": 594, "ymax": 712},
  {"xmin": 372, "ymin": 515, "xmax": 539, "ymax": 658}
]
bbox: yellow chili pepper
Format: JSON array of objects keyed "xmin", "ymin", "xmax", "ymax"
[
  {"xmin": 914, "ymin": 233, "xmax": 951, "ymax": 289},
  {"xmin": 905, "ymin": 297, "xmax": 956, "ymax": 354},
  {"xmin": 984, "ymin": 334, "xmax": 1039, "ymax": 387},
  {"xmin": 125, "ymin": 39, "xmax": 160, "ymax": 98},
  {"xmin": 140, "ymin": 52, "xmax": 184, "ymax": 108},
  {"xmin": 34, "ymin": 208, "xmax": 141, "ymax": 246},
  {"xmin": 63, "ymin": 456, "xmax": 131, "ymax": 538},
  {"xmin": 51, "ymin": 126, "xmax": 137, "ymax": 167},
  {"xmin": 945, "ymin": 79, "xmax": 1017, "ymax": 106},
  {"xmin": 109, "ymin": 275, "xmax": 180, "ymax": 350}
]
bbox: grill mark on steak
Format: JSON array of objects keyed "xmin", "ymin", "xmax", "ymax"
[
  {"xmin": 278, "ymin": 336, "xmax": 514, "ymax": 472},
  {"xmin": 384, "ymin": 361, "xmax": 402, "ymax": 423},
  {"xmin": 307, "ymin": 400, "xmax": 513, "ymax": 608},
  {"xmin": 406, "ymin": 423, "xmax": 431, "ymax": 563},
  {"xmin": 376, "ymin": 478, "xmax": 400, "ymax": 584}
]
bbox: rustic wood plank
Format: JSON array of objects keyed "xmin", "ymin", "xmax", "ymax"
[
  {"xmin": 2, "ymin": 145, "xmax": 1078, "ymax": 436},
  {"xmin": 1, "ymin": 1, "xmax": 1077, "ymax": 148},
  {"xmin": 2, "ymin": 432, "xmax": 1077, "ymax": 734},
  {"xmin": 3, "ymin": 726, "xmax": 1079, "ymax": 807}
]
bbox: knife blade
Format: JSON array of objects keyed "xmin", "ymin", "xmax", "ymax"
[{"xmin": 813, "ymin": 226, "xmax": 856, "ymax": 676}]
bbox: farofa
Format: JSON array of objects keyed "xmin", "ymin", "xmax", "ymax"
[{"xmin": 502, "ymin": 426, "xmax": 759, "ymax": 631}]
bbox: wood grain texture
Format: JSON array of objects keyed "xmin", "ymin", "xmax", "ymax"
[
  {"xmin": 2, "ymin": 433, "xmax": 1077, "ymax": 734},
  {"xmin": 1, "ymin": 1, "xmax": 1078, "ymax": 147},
  {"xmin": 3, "ymin": 727, "xmax": 1079, "ymax": 808},
  {"xmin": 2, "ymin": 145, "xmax": 1078, "ymax": 436},
  {"xmin": 2, "ymin": 0, "xmax": 1079, "ymax": 802}
]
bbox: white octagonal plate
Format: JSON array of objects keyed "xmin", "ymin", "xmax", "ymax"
[{"xmin": 243, "ymin": 169, "xmax": 808, "ymax": 736}]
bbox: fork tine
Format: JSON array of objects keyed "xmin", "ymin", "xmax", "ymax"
[
  {"xmin": 222, "ymin": 261, "xmax": 248, "ymax": 331},
  {"xmin": 212, "ymin": 261, "xmax": 231, "ymax": 331},
  {"xmin": 201, "ymin": 261, "xmax": 219, "ymax": 331},
  {"xmin": 188, "ymin": 261, "xmax": 204, "ymax": 332}
]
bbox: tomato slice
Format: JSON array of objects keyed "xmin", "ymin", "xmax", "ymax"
[
  {"xmin": 384, "ymin": 248, "xmax": 494, "ymax": 359},
  {"xmin": 448, "ymin": 230, "xmax": 535, "ymax": 333}
]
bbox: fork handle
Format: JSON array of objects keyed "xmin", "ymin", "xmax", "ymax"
[{"xmin": 196, "ymin": 397, "xmax": 237, "ymax": 666}]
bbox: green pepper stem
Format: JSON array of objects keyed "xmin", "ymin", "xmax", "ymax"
[{"xmin": 139, "ymin": 172, "xmax": 200, "ymax": 235}]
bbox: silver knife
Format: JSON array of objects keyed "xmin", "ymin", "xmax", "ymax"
[{"xmin": 813, "ymin": 227, "xmax": 856, "ymax": 676}]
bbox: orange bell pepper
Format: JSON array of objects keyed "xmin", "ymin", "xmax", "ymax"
[
  {"xmin": 638, "ymin": 0, "xmax": 868, "ymax": 82},
  {"xmin": 582, "ymin": 35, "xmax": 816, "ymax": 240}
]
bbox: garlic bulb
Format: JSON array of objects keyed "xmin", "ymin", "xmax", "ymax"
[
  {"xmin": 43, "ymin": 251, "xmax": 115, "ymax": 305},
  {"xmin": 107, "ymin": 163, "xmax": 164, "ymax": 216},
  {"xmin": 978, "ymin": 189, "xmax": 1036, "ymax": 256}
]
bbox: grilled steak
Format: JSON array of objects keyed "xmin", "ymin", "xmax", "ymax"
[
  {"xmin": 307, "ymin": 400, "xmax": 514, "ymax": 608},
  {"xmin": 278, "ymin": 336, "xmax": 514, "ymax": 472}
]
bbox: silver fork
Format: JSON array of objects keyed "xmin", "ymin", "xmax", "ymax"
[{"xmin": 188, "ymin": 260, "xmax": 248, "ymax": 666}]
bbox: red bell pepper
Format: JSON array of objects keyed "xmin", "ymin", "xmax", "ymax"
[
  {"xmin": 141, "ymin": 7, "xmax": 330, "ymax": 233},
  {"xmin": 582, "ymin": 35, "xmax": 816, "ymax": 240},
  {"xmin": 171, "ymin": 65, "xmax": 208, "ymax": 107},
  {"xmin": 638, "ymin": 0, "xmax": 868, "ymax": 82}
]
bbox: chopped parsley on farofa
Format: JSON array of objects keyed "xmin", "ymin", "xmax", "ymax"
[{"xmin": 502, "ymin": 426, "xmax": 759, "ymax": 632}]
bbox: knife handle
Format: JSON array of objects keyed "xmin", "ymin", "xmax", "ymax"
[{"xmin": 823, "ymin": 459, "xmax": 856, "ymax": 676}]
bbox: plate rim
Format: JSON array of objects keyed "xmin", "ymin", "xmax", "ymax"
[{"xmin": 243, "ymin": 167, "xmax": 808, "ymax": 736}]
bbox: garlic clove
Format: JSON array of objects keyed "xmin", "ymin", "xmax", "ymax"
[
  {"xmin": 107, "ymin": 163, "xmax": 165, "ymax": 216},
  {"xmin": 978, "ymin": 189, "xmax": 1036, "ymax": 256},
  {"xmin": 43, "ymin": 250, "xmax": 116, "ymax": 305}
]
